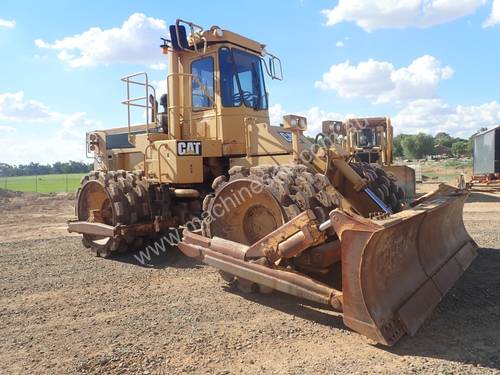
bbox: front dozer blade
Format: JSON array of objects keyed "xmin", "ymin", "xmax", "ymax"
[{"xmin": 330, "ymin": 185, "xmax": 477, "ymax": 346}]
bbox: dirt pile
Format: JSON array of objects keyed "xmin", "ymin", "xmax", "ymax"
[{"xmin": 0, "ymin": 190, "xmax": 76, "ymax": 242}]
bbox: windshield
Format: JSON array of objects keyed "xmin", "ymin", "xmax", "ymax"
[
  {"xmin": 358, "ymin": 128, "xmax": 376, "ymax": 148},
  {"xmin": 219, "ymin": 47, "xmax": 268, "ymax": 110}
]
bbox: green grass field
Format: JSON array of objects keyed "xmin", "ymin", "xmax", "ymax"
[{"xmin": 1, "ymin": 174, "xmax": 86, "ymax": 194}]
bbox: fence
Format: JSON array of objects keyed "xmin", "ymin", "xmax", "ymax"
[{"xmin": 1, "ymin": 174, "xmax": 85, "ymax": 194}]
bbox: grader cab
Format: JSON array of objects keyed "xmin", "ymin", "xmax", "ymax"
[{"xmin": 69, "ymin": 19, "xmax": 477, "ymax": 346}]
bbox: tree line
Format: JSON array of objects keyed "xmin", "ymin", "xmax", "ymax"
[
  {"xmin": 393, "ymin": 129, "xmax": 486, "ymax": 160},
  {"xmin": 0, "ymin": 161, "xmax": 93, "ymax": 177}
]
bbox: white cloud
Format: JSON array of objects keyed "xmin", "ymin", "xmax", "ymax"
[
  {"xmin": 57, "ymin": 111, "xmax": 96, "ymax": 129},
  {"xmin": 270, "ymin": 100, "xmax": 498, "ymax": 140},
  {"xmin": 0, "ymin": 92, "xmax": 53, "ymax": 121},
  {"xmin": 383, "ymin": 55, "xmax": 454, "ymax": 102},
  {"xmin": 35, "ymin": 13, "xmax": 168, "ymax": 68},
  {"xmin": 393, "ymin": 99, "xmax": 500, "ymax": 136},
  {"xmin": 0, "ymin": 131, "xmax": 91, "ymax": 165},
  {"xmin": 483, "ymin": 0, "xmax": 500, "ymax": 27},
  {"xmin": 0, "ymin": 18, "xmax": 15, "ymax": 28},
  {"xmin": 0, "ymin": 92, "xmax": 99, "ymax": 128},
  {"xmin": 269, "ymin": 103, "xmax": 286, "ymax": 126},
  {"xmin": 149, "ymin": 62, "xmax": 167, "ymax": 70},
  {"xmin": 315, "ymin": 55, "xmax": 453, "ymax": 103},
  {"xmin": 315, "ymin": 59, "xmax": 394, "ymax": 98},
  {"xmin": 322, "ymin": 0, "xmax": 486, "ymax": 32},
  {"xmin": 152, "ymin": 79, "xmax": 168, "ymax": 99},
  {"xmin": 305, "ymin": 106, "xmax": 350, "ymax": 135},
  {"xmin": 336, "ymin": 41, "xmax": 344, "ymax": 48},
  {"xmin": 0, "ymin": 125, "xmax": 15, "ymax": 133},
  {"xmin": 0, "ymin": 92, "xmax": 99, "ymax": 164}
]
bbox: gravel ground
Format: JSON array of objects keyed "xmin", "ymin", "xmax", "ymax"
[{"xmin": 0, "ymin": 187, "xmax": 499, "ymax": 374}]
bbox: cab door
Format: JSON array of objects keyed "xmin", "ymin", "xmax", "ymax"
[{"xmin": 184, "ymin": 54, "xmax": 218, "ymax": 140}]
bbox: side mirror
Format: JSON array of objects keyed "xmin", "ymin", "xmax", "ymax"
[
  {"xmin": 269, "ymin": 55, "xmax": 283, "ymax": 80},
  {"xmin": 262, "ymin": 53, "xmax": 283, "ymax": 81}
]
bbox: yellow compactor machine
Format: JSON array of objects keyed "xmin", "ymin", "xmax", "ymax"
[{"xmin": 69, "ymin": 19, "xmax": 477, "ymax": 346}]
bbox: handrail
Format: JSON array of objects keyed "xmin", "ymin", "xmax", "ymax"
[
  {"xmin": 143, "ymin": 144, "xmax": 153, "ymax": 177},
  {"xmin": 157, "ymin": 143, "xmax": 169, "ymax": 181},
  {"xmin": 166, "ymin": 72, "xmax": 218, "ymax": 139},
  {"xmin": 166, "ymin": 105, "xmax": 218, "ymax": 140},
  {"xmin": 121, "ymin": 72, "xmax": 157, "ymax": 144},
  {"xmin": 175, "ymin": 19, "xmax": 207, "ymax": 54},
  {"xmin": 167, "ymin": 72, "xmax": 215, "ymax": 107},
  {"xmin": 244, "ymin": 119, "xmax": 252, "ymax": 157}
]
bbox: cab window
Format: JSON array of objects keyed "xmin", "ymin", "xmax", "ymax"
[
  {"xmin": 191, "ymin": 56, "xmax": 214, "ymax": 110},
  {"xmin": 219, "ymin": 47, "xmax": 268, "ymax": 110}
]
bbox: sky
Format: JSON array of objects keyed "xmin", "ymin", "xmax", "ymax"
[{"xmin": 0, "ymin": 0, "xmax": 499, "ymax": 164}]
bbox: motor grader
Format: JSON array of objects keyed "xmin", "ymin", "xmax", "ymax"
[{"xmin": 69, "ymin": 19, "xmax": 477, "ymax": 346}]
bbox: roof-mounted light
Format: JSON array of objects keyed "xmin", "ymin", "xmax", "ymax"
[{"xmin": 212, "ymin": 27, "xmax": 224, "ymax": 38}]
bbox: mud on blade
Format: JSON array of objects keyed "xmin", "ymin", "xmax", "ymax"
[{"xmin": 331, "ymin": 186, "xmax": 477, "ymax": 346}]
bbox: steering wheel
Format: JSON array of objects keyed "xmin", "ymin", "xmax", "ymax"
[{"xmin": 232, "ymin": 91, "xmax": 259, "ymax": 105}]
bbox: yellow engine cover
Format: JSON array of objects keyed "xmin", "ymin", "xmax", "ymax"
[{"xmin": 148, "ymin": 139, "xmax": 221, "ymax": 184}]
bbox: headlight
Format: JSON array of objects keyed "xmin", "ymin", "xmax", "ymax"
[
  {"xmin": 299, "ymin": 118, "xmax": 307, "ymax": 130},
  {"xmin": 283, "ymin": 115, "xmax": 308, "ymax": 131}
]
